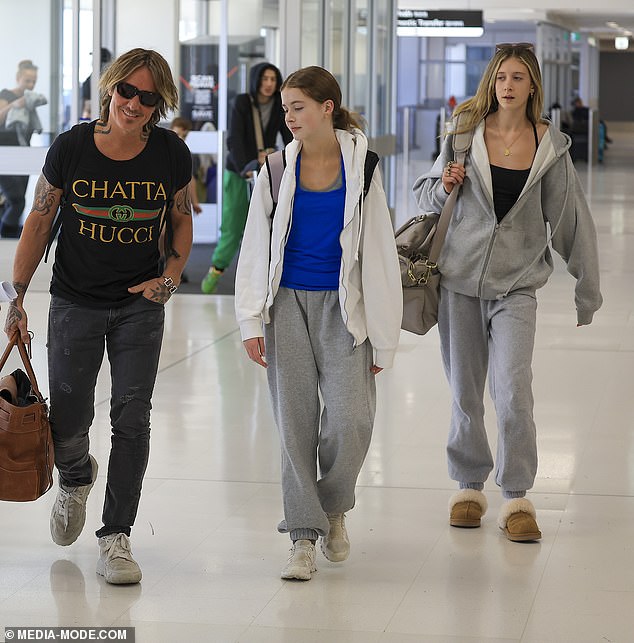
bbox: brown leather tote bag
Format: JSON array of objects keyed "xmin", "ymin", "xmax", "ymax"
[{"xmin": 0, "ymin": 333, "xmax": 54, "ymax": 502}]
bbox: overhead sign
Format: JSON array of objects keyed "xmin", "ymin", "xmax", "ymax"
[{"xmin": 397, "ymin": 9, "xmax": 484, "ymax": 38}]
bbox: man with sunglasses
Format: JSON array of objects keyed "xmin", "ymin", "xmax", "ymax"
[{"xmin": 4, "ymin": 49, "xmax": 193, "ymax": 585}]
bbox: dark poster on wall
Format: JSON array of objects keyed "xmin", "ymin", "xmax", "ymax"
[{"xmin": 179, "ymin": 43, "xmax": 220, "ymax": 130}]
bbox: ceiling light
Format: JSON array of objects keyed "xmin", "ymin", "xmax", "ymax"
[
  {"xmin": 606, "ymin": 21, "xmax": 619, "ymax": 28},
  {"xmin": 615, "ymin": 36, "xmax": 629, "ymax": 50}
]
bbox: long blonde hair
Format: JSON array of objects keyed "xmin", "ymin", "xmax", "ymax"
[
  {"xmin": 99, "ymin": 48, "xmax": 178, "ymax": 133},
  {"xmin": 281, "ymin": 66, "xmax": 364, "ymax": 132},
  {"xmin": 453, "ymin": 45, "xmax": 545, "ymax": 133}
]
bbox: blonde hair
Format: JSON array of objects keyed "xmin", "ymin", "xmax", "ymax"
[
  {"xmin": 16, "ymin": 60, "xmax": 37, "ymax": 80},
  {"xmin": 99, "ymin": 48, "xmax": 178, "ymax": 133},
  {"xmin": 281, "ymin": 66, "xmax": 364, "ymax": 132},
  {"xmin": 17, "ymin": 60, "xmax": 38, "ymax": 73},
  {"xmin": 453, "ymin": 45, "xmax": 545, "ymax": 133}
]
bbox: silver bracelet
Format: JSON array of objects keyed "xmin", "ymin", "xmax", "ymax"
[{"xmin": 162, "ymin": 276, "xmax": 177, "ymax": 294}]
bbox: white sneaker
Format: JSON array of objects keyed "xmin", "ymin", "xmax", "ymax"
[
  {"xmin": 97, "ymin": 533, "xmax": 142, "ymax": 585},
  {"xmin": 320, "ymin": 513, "xmax": 350, "ymax": 562},
  {"xmin": 280, "ymin": 539, "xmax": 317, "ymax": 581},
  {"xmin": 50, "ymin": 455, "xmax": 98, "ymax": 546}
]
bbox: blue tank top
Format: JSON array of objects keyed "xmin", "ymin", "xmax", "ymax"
[{"xmin": 280, "ymin": 155, "xmax": 346, "ymax": 291}]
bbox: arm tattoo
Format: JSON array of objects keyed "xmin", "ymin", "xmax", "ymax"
[
  {"xmin": 4, "ymin": 302, "xmax": 23, "ymax": 334},
  {"xmin": 6, "ymin": 303, "xmax": 23, "ymax": 323},
  {"xmin": 5, "ymin": 281, "xmax": 27, "ymax": 334},
  {"xmin": 146, "ymin": 282, "xmax": 171, "ymax": 304},
  {"xmin": 168, "ymin": 248, "xmax": 182, "ymax": 259},
  {"xmin": 174, "ymin": 187, "xmax": 193, "ymax": 217},
  {"xmin": 33, "ymin": 176, "xmax": 59, "ymax": 216}
]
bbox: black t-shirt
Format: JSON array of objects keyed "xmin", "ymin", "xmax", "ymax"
[{"xmin": 43, "ymin": 121, "xmax": 191, "ymax": 308}]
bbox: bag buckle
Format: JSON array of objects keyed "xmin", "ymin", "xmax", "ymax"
[{"xmin": 407, "ymin": 257, "xmax": 437, "ymax": 285}]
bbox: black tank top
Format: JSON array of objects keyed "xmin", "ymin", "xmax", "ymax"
[{"xmin": 491, "ymin": 123, "xmax": 539, "ymax": 222}]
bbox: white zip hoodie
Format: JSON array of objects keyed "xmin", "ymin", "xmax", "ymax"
[{"xmin": 235, "ymin": 128, "xmax": 402, "ymax": 368}]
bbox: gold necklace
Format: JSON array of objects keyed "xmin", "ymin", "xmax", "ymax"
[{"xmin": 496, "ymin": 125, "xmax": 526, "ymax": 156}]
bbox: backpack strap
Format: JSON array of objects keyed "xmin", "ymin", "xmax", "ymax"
[
  {"xmin": 265, "ymin": 149, "xmax": 286, "ymax": 218},
  {"xmin": 45, "ymin": 123, "xmax": 89, "ymax": 262},
  {"xmin": 362, "ymin": 150, "xmax": 379, "ymax": 200},
  {"xmin": 265, "ymin": 147, "xmax": 378, "ymax": 217}
]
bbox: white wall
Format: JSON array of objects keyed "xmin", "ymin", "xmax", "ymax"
[{"xmin": 115, "ymin": 0, "xmax": 180, "ymax": 75}]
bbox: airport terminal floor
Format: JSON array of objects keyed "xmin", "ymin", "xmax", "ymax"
[{"xmin": 0, "ymin": 125, "xmax": 633, "ymax": 642}]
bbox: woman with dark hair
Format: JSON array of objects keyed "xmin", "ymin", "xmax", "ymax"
[
  {"xmin": 235, "ymin": 66, "xmax": 402, "ymax": 580},
  {"xmin": 4, "ymin": 48, "xmax": 193, "ymax": 584},
  {"xmin": 413, "ymin": 44, "xmax": 602, "ymax": 542}
]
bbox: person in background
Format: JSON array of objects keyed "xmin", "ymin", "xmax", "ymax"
[
  {"xmin": 168, "ymin": 116, "xmax": 203, "ymax": 283},
  {"xmin": 201, "ymin": 62, "xmax": 292, "ymax": 294},
  {"xmin": 170, "ymin": 116, "xmax": 202, "ymax": 215},
  {"xmin": 413, "ymin": 43, "xmax": 602, "ymax": 543},
  {"xmin": 0, "ymin": 60, "xmax": 45, "ymax": 238},
  {"xmin": 235, "ymin": 66, "xmax": 402, "ymax": 580},
  {"xmin": 81, "ymin": 48, "xmax": 112, "ymax": 120},
  {"xmin": 4, "ymin": 48, "xmax": 193, "ymax": 585}
]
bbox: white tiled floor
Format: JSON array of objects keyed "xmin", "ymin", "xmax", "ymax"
[{"xmin": 1, "ymin": 125, "xmax": 633, "ymax": 643}]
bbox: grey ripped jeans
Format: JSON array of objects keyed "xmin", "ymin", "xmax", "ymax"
[{"xmin": 47, "ymin": 294, "xmax": 164, "ymax": 537}]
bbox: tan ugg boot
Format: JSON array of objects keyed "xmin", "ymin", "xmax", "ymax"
[
  {"xmin": 449, "ymin": 489, "xmax": 488, "ymax": 528},
  {"xmin": 498, "ymin": 498, "xmax": 542, "ymax": 542}
]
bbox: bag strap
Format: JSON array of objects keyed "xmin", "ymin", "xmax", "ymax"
[
  {"xmin": 158, "ymin": 127, "xmax": 181, "ymax": 259},
  {"xmin": 428, "ymin": 113, "xmax": 474, "ymax": 264},
  {"xmin": 0, "ymin": 333, "xmax": 44, "ymax": 402},
  {"xmin": 250, "ymin": 98, "xmax": 265, "ymax": 154}
]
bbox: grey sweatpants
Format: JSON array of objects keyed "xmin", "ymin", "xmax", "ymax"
[
  {"xmin": 438, "ymin": 287, "xmax": 538, "ymax": 497},
  {"xmin": 264, "ymin": 287, "xmax": 376, "ymax": 540}
]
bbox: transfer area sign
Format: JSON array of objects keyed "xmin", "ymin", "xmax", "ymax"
[{"xmin": 397, "ymin": 9, "xmax": 484, "ymax": 37}]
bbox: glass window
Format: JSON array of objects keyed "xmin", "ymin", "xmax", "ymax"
[
  {"xmin": 351, "ymin": 0, "xmax": 368, "ymax": 121},
  {"xmin": 301, "ymin": 0, "xmax": 321, "ymax": 67}
]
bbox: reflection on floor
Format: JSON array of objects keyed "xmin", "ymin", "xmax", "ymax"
[{"xmin": 0, "ymin": 124, "xmax": 633, "ymax": 643}]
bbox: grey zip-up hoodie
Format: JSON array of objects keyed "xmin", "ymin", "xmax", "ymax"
[{"xmin": 413, "ymin": 120, "xmax": 602, "ymax": 325}]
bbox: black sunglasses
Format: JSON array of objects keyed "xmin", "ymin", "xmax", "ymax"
[
  {"xmin": 496, "ymin": 42, "xmax": 535, "ymax": 53},
  {"xmin": 116, "ymin": 82, "xmax": 160, "ymax": 107}
]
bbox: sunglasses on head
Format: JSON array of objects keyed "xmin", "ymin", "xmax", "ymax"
[
  {"xmin": 116, "ymin": 82, "xmax": 160, "ymax": 107},
  {"xmin": 496, "ymin": 42, "xmax": 535, "ymax": 53}
]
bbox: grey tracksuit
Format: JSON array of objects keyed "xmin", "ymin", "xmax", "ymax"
[
  {"xmin": 413, "ymin": 120, "xmax": 602, "ymax": 496},
  {"xmin": 235, "ymin": 129, "xmax": 402, "ymax": 540},
  {"xmin": 265, "ymin": 288, "xmax": 375, "ymax": 540}
]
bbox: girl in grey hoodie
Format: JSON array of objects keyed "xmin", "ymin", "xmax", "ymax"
[{"xmin": 413, "ymin": 43, "xmax": 602, "ymax": 542}]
